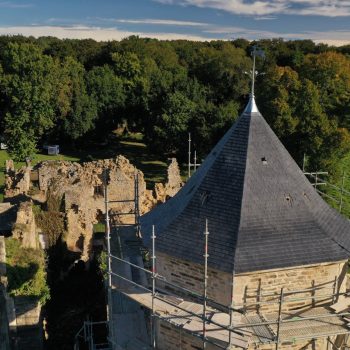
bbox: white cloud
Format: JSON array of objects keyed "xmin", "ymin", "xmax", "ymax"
[
  {"xmin": 204, "ymin": 25, "xmax": 350, "ymax": 45},
  {"xmin": 254, "ymin": 16, "xmax": 277, "ymax": 20},
  {"xmin": 154, "ymin": 0, "xmax": 350, "ymax": 17},
  {"xmin": 0, "ymin": 25, "xmax": 210, "ymax": 41},
  {"xmin": 0, "ymin": 1, "xmax": 33, "ymax": 8},
  {"xmin": 0, "ymin": 24, "xmax": 349, "ymax": 46},
  {"xmin": 114, "ymin": 18, "xmax": 208, "ymax": 26}
]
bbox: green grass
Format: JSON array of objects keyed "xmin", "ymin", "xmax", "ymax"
[
  {"xmin": 117, "ymin": 140, "xmax": 168, "ymax": 187},
  {"xmin": 5, "ymin": 237, "xmax": 50, "ymax": 304}
]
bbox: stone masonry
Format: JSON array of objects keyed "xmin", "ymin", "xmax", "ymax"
[
  {"xmin": 156, "ymin": 253, "xmax": 348, "ymax": 313},
  {"xmin": 154, "ymin": 253, "xmax": 349, "ymax": 349}
]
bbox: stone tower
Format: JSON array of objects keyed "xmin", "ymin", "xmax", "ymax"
[{"xmin": 140, "ymin": 94, "xmax": 350, "ymax": 349}]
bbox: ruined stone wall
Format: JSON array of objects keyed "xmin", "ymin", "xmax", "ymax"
[
  {"xmin": 0, "ymin": 237, "xmax": 15, "ymax": 350},
  {"xmin": 4, "ymin": 160, "xmax": 31, "ymax": 198},
  {"xmin": 4, "ymin": 155, "xmax": 182, "ymax": 260},
  {"xmin": 156, "ymin": 253, "xmax": 348, "ymax": 313},
  {"xmin": 154, "ymin": 158, "xmax": 183, "ymax": 202},
  {"xmin": 12, "ymin": 201, "xmax": 38, "ymax": 249}
]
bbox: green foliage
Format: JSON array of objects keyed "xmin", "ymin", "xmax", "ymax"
[
  {"xmin": 93, "ymin": 222, "xmax": 106, "ymax": 233},
  {"xmin": 259, "ymin": 64, "xmax": 350, "ymax": 170},
  {"xmin": 59, "ymin": 57, "xmax": 97, "ymax": 140},
  {"xmin": 86, "ymin": 65, "xmax": 125, "ymax": 136},
  {"xmin": 153, "ymin": 91, "xmax": 195, "ymax": 153},
  {"xmin": 302, "ymin": 52, "xmax": 350, "ymax": 127},
  {"xmin": 98, "ymin": 250, "xmax": 108, "ymax": 279},
  {"xmin": 0, "ymin": 36, "xmax": 350, "ymax": 181},
  {"xmin": 5, "ymin": 237, "xmax": 50, "ymax": 304},
  {"xmin": 35, "ymin": 211, "xmax": 65, "ymax": 247},
  {"xmin": 0, "ymin": 43, "xmax": 61, "ymax": 160},
  {"xmin": 34, "ymin": 192, "xmax": 65, "ymax": 247}
]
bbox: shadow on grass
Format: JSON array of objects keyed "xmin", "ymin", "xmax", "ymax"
[
  {"xmin": 62, "ymin": 137, "xmax": 169, "ymax": 188},
  {"xmin": 6, "ymin": 263, "xmax": 39, "ymax": 300}
]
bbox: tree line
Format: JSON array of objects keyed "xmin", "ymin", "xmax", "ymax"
[{"xmin": 0, "ymin": 35, "xmax": 349, "ymax": 176}]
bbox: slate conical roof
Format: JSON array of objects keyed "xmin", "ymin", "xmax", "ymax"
[{"xmin": 140, "ymin": 96, "xmax": 350, "ymax": 274}]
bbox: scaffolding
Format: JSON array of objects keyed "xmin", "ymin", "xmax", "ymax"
[
  {"xmin": 304, "ymin": 170, "xmax": 350, "ymax": 215},
  {"xmin": 103, "ymin": 165, "xmax": 350, "ymax": 350},
  {"xmin": 106, "ymin": 220, "xmax": 350, "ymax": 350},
  {"xmin": 187, "ymin": 133, "xmax": 201, "ymax": 179},
  {"xmin": 75, "ymin": 160, "xmax": 350, "ymax": 350},
  {"xmin": 74, "ymin": 320, "xmax": 110, "ymax": 350}
]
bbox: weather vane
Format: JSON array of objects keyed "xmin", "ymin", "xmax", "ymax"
[{"xmin": 246, "ymin": 45, "xmax": 265, "ymax": 97}]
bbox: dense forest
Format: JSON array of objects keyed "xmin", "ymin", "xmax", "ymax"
[{"xmin": 0, "ymin": 35, "xmax": 349, "ymax": 176}]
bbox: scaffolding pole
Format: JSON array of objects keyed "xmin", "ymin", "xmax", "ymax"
[
  {"xmin": 188, "ymin": 133, "xmax": 191, "ymax": 179},
  {"xmin": 228, "ymin": 269, "xmax": 236, "ymax": 349},
  {"xmin": 104, "ymin": 169, "xmax": 114, "ymax": 350},
  {"xmin": 275, "ymin": 288, "xmax": 284, "ymax": 350},
  {"xmin": 194, "ymin": 150, "xmax": 198, "ymax": 172},
  {"xmin": 134, "ymin": 172, "xmax": 142, "ymax": 238},
  {"xmin": 151, "ymin": 225, "xmax": 156, "ymax": 349},
  {"xmin": 340, "ymin": 170, "xmax": 346, "ymax": 213},
  {"xmin": 203, "ymin": 219, "xmax": 209, "ymax": 349}
]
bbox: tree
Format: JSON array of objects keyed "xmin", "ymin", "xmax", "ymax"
[
  {"xmin": 193, "ymin": 42, "xmax": 251, "ymax": 103},
  {"xmin": 57, "ymin": 57, "xmax": 97, "ymax": 141},
  {"xmin": 258, "ymin": 66, "xmax": 300, "ymax": 139},
  {"xmin": 259, "ymin": 65, "xmax": 348, "ymax": 171},
  {"xmin": 301, "ymin": 52, "xmax": 350, "ymax": 127},
  {"xmin": 86, "ymin": 65, "xmax": 125, "ymax": 138},
  {"xmin": 1, "ymin": 42, "xmax": 61, "ymax": 160},
  {"xmin": 151, "ymin": 91, "xmax": 195, "ymax": 155}
]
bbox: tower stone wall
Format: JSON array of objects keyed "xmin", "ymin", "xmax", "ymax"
[
  {"xmin": 155, "ymin": 252, "xmax": 348, "ymax": 350},
  {"xmin": 156, "ymin": 252, "xmax": 348, "ymax": 313}
]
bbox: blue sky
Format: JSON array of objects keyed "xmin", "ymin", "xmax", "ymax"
[{"xmin": 0, "ymin": 0, "xmax": 349, "ymax": 45}]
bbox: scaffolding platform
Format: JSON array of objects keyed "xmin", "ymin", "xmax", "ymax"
[
  {"xmin": 114, "ymin": 283, "xmax": 350, "ymax": 349},
  {"xmin": 113, "ymin": 285, "xmax": 250, "ymax": 349},
  {"xmin": 245, "ymin": 307, "xmax": 350, "ymax": 345}
]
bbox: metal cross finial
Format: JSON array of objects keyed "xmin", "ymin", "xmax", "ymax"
[{"xmin": 250, "ymin": 45, "xmax": 265, "ymax": 97}]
